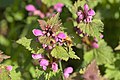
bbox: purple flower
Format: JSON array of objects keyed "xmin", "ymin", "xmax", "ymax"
[
  {"xmin": 57, "ymin": 32, "xmax": 66, "ymax": 39},
  {"xmin": 39, "ymin": 59, "xmax": 49, "ymax": 70},
  {"xmin": 25, "ymin": 4, "xmax": 36, "ymax": 12},
  {"xmin": 77, "ymin": 3, "xmax": 95, "ymax": 23},
  {"xmin": 48, "ymin": 45, "xmax": 53, "ymax": 50},
  {"xmin": 88, "ymin": 9, "xmax": 95, "ymax": 16},
  {"xmin": 32, "ymin": 29, "xmax": 43, "ymax": 36},
  {"xmin": 52, "ymin": 62, "xmax": 58, "ymax": 72},
  {"xmin": 77, "ymin": 10, "xmax": 84, "ymax": 22},
  {"xmin": 92, "ymin": 42, "xmax": 99, "ymax": 48},
  {"xmin": 64, "ymin": 67, "xmax": 73, "ymax": 78},
  {"xmin": 84, "ymin": 4, "xmax": 89, "ymax": 14},
  {"xmin": 54, "ymin": 3, "xmax": 64, "ymax": 13},
  {"xmin": 33, "ymin": 10, "xmax": 45, "ymax": 18},
  {"xmin": 100, "ymin": 34, "xmax": 104, "ymax": 39},
  {"xmin": 6, "ymin": 66, "xmax": 12, "ymax": 71},
  {"xmin": 42, "ymin": 44, "xmax": 47, "ymax": 49},
  {"xmin": 84, "ymin": 16, "xmax": 93, "ymax": 23},
  {"xmin": 32, "ymin": 54, "xmax": 44, "ymax": 59}
]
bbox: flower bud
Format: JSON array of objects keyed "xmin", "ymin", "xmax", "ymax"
[
  {"xmin": 92, "ymin": 42, "xmax": 99, "ymax": 48},
  {"xmin": 84, "ymin": 4, "xmax": 89, "ymax": 12},
  {"xmin": 52, "ymin": 62, "xmax": 58, "ymax": 72},
  {"xmin": 6, "ymin": 66, "xmax": 12, "ymax": 71}
]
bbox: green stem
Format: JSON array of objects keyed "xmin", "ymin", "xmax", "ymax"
[{"xmin": 59, "ymin": 61, "xmax": 64, "ymax": 80}]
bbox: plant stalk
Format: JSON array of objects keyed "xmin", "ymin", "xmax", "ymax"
[{"xmin": 59, "ymin": 61, "xmax": 65, "ymax": 80}]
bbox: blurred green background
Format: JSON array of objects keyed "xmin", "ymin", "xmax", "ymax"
[{"xmin": 0, "ymin": 0, "xmax": 120, "ymax": 79}]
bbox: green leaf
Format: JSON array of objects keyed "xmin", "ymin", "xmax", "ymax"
[
  {"xmin": 115, "ymin": 42, "xmax": 120, "ymax": 50},
  {"xmin": 10, "ymin": 65, "xmax": 21, "ymax": 80},
  {"xmin": 0, "ymin": 65, "xmax": 11, "ymax": 80},
  {"xmin": 69, "ymin": 47, "xmax": 80, "ymax": 60},
  {"xmin": 41, "ymin": 0, "xmax": 72, "ymax": 7},
  {"xmin": 71, "ymin": 0, "xmax": 86, "ymax": 14},
  {"xmin": 35, "ymin": 67, "xmax": 45, "ymax": 80},
  {"xmin": 105, "ymin": 63, "xmax": 120, "ymax": 80},
  {"xmin": 69, "ymin": 0, "xmax": 86, "ymax": 19},
  {"xmin": 47, "ymin": 13, "xmax": 61, "ymax": 28},
  {"xmin": 49, "ymin": 70, "xmax": 62, "ymax": 80},
  {"xmin": 51, "ymin": 46, "xmax": 69, "ymax": 61},
  {"xmin": 84, "ymin": 40, "xmax": 114, "ymax": 65},
  {"xmin": 78, "ymin": 19, "xmax": 104, "ymax": 39},
  {"xmin": 16, "ymin": 37, "xmax": 43, "ymax": 53}
]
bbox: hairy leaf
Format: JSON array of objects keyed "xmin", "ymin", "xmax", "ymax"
[
  {"xmin": 0, "ymin": 65, "xmax": 11, "ymax": 80},
  {"xmin": 51, "ymin": 46, "xmax": 69, "ymax": 61},
  {"xmin": 84, "ymin": 40, "xmax": 114, "ymax": 65},
  {"xmin": 10, "ymin": 65, "xmax": 21, "ymax": 80},
  {"xmin": 41, "ymin": 0, "xmax": 72, "ymax": 7},
  {"xmin": 16, "ymin": 37, "xmax": 43, "ymax": 53},
  {"xmin": 47, "ymin": 13, "xmax": 61, "ymax": 32},
  {"xmin": 0, "ymin": 50, "xmax": 10, "ymax": 63},
  {"xmin": 105, "ymin": 53, "xmax": 120, "ymax": 80},
  {"xmin": 35, "ymin": 67, "xmax": 45, "ymax": 80},
  {"xmin": 38, "ymin": 20, "xmax": 47, "ymax": 30},
  {"xmin": 78, "ymin": 19, "xmax": 104, "ymax": 39},
  {"xmin": 47, "ymin": 70, "xmax": 62, "ymax": 80},
  {"xmin": 115, "ymin": 42, "xmax": 120, "ymax": 50},
  {"xmin": 83, "ymin": 60, "xmax": 101, "ymax": 80},
  {"xmin": 69, "ymin": 0, "xmax": 86, "ymax": 19},
  {"xmin": 71, "ymin": 0, "xmax": 86, "ymax": 14},
  {"xmin": 69, "ymin": 47, "xmax": 80, "ymax": 60}
]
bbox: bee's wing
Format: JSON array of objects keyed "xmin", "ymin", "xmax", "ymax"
[{"xmin": 38, "ymin": 20, "xmax": 47, "ymax": 30}]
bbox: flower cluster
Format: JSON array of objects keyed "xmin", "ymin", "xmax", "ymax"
[
  {"xmin": 25, "ymin": 4, "xmax": 45, "ymax": 18},
  {"xmin": 32, "ymin": 20, "xmax": 67, "ymax": 50},
  {"xmin": 25, "ymin": 3, "xmax": 64, "ymax": 18},
  {"xmin": 32, "ymin": 54, "xmax": 58, "ymax": 71},
  {"xmin": 54, "ymin": 3, "xmax": 64, "ymax": 13},
  {"xmin": 77, "ymin": 4, "xmax": 95, "ymax": 23}
]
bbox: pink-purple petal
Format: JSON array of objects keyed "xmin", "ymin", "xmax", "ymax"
[
  {"xmin": 25, "ymin": 4, "xmax": 36, "ymax": 12},
  {"xmin": 100, "ymin": 34, "xmax": 104, "ymax": 39},
  {"xmin": 54, "ymin": 3, "xmax": 64, "ymax": 13},
  {"xmin": 92, "ymin": 42, "xmax": 99, "ymax": 48},
  {"xmin": 32, "ymin": 54, "xmax": 44, "ymax": 59},
  {"xmin": 6, "ymin": 66, "xmax": 12, "ymax": 71},
  {"xmin": 64, "ymin": 67, "xmax": 73, "ymax": 74},
  {"xmin": 88, "ymin": 9, "xmax": 95, "ymax": 16},
  {"xmin": 39, "ymin": 59, "xmax": 49, "ymax": 67},
  {"xmin": 64, "ymin": 73, "xmax": 69, "ymax": 78},
  {"xmin": 84, "ymin": 4, "xmax": 89, "ymax": 12},
  {"xmin": 32, "ymin": 29, "xmax": 43, "ymax": 36},
  {"xmin": 52, "ymin": 62, "xmax": 58, "ymax": 72},
  {"xmin": 57, "ymin": 32, "xmax": 66, "ymax": 39}
]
